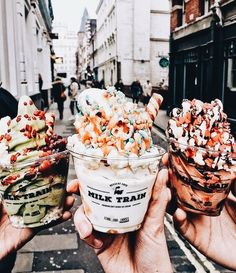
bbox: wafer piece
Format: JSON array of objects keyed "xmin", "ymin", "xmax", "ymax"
[{"xmin": 146, "ymin": 93, "xmax": 163, "ymax": 121}]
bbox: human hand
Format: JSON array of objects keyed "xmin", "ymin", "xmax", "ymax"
[
  {"xmin": 68, "ymin": 154, "xmax": 173, "ymax": 273},
  {"xmin": 173, "ymin": 181, "xmax": 236, "ymax": 270},
  {"xmin": 0, "ymin": 195, "xmax": 74, "ymax": 260}
]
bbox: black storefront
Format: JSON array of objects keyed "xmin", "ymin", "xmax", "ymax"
[{"xmin": 169, "ymin": 12, "xmax": 236, "ymax": 134}]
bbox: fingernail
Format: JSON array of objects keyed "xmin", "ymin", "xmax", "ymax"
[
  {"xmin": 77, "ymin": 221, "xmax": 90, "ymax": 239},
  {"xmin": 67, "ymin": 179, "xmax": 79, "ymax": 192},
  {"xmin": 84, "ymin": 236, "xmax": 103, "ymax": 249},
  {"xmin": 93, "ymin": 238, "xmax": 103, "ymax": 249}
]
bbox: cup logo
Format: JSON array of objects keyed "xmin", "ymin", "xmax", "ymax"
[{"xmin": 113, "ymin": 186, "xmax": 124, "ymax": 195}]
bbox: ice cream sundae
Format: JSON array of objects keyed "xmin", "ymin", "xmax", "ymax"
[
  {"xmin": 167, "ymin": 98, "xmax": 236, "ymax": 216},
  {"xmin": 0, "ymin": 96, "xmax": 69, "ymax": 228},
  {"xmin": 68, "ymin": 88, "xmax": 165, "ymax": 233}
]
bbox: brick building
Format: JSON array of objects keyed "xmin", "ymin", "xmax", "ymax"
[{"xmin": 169, "ymin": 0, "xmax": 236, "ymax": 131}]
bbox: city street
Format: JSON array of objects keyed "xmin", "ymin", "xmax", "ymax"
[
  {"xmin": 12, "ymin": 102, "xmax": 234, "ymax": 273},
  {"xmin": 0, "ymin": 1, "xmax": 236, "ymax": 272}
]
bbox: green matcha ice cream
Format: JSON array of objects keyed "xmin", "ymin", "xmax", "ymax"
[{"xmin": 0, "ymin": 96, "xmax": 69, "ymax": 228}]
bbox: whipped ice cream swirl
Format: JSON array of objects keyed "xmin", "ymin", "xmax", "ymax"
[
  {"xmin": 0, "ymin": 96, "xmax": 67, "ymax": 166},
  {"xmin": 68, "ymin": 88, "xmax": 163, "ymax": 170},
  {"xmin": 167, "ymin": 99, "xmax": 236, "ymax": 170}
]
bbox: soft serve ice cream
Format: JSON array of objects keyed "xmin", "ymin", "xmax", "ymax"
[
  {"xmin": 68, "ymin": 88, "xmax": 165, "ymax": 233},
  {"xmin": 167, "ymin": 99, "xmax": 236, "ymax": 215},
  {"xmin": 0, "ymin": 96, "xmax": 69, "ymax": 228}
]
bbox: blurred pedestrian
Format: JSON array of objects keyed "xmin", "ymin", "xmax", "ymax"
[
  {"xmin": 69, "ymin": 77, "xmax": 80, "ymax": 117},
  {"xmin": 100, "ymin": 79, "xmax": 105, "ymax": 89},
  {"xmin": 0, "ymin": 85, "xmax": 18, "ymax": 119},
  {"xmin": 115, "ymin": 79, "xmax": 124, "ymax": 92},
  {"xmin": 38, "ymin": 73, "xmax": 49, "ymax": 109},
  {"xmin": 93, "ymin": 80, "xmax": 102, "ymax": 89},
  {"xmin": 51, "ymin": 78, "xmax": 66, "ymax": 120},
  {"xmin": 143, "ymin": 80, "xmax": 152, "ymax": 105},
  {"xmin": 158, "ymin": 79, "xmax": 165, "ymax": 89},
  {"xmin": 131, "ymin": 80, "xmax": 143, "ymax": 104}
]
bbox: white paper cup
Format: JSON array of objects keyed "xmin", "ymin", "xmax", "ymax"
[
  {"xmin": 70, "ymin": 146, "xmax": 165, "ymax": 233},
  {"xmin": 0, "ymin": 150, "xmax": 70, "ymax": 228}
]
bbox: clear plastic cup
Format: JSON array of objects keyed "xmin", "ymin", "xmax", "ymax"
[
  {"xmin": 0, "ymin": 150, "xmax": 70, "ymax": 228},
  {"xmin": 69, "ymin": 146, "xmax": 165, "ymax": 233},
  {"xmin": 168, "ymin": 138, "xmax": 236, "ymax": 216}
]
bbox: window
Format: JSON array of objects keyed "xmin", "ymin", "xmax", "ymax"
[
  {"xmin": 227, "ymin": 58, "xmax": 236, "ymax": 91},
  {"xmin": 176, "ymin": 1, "xmax": 184, "ymax": 27},
  {"xmin": 224, "ymin": 57, "xmax": 236, "ymax": 118},
  {"xmin": 182, "ymin": 0, "xmax": 186, "ymax": 24},
  {"xmin": 200, "ymin": 0, "xmax": 211, "ymax": 16}
]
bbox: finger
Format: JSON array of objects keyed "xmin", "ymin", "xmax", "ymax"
[
  {"xmin": 159, "ymin": 153, "xmax": 168, "ymax": 170},
  {"xmin": 61, "ymin": 211, "xmax": 72, "ymax": 221},
  {"xmin": 173, "ymin": 208, "xmax": 189, "ymax": 234},
  {"xmin": 165, "ymin": 166, "xmax": 179, "ymax": 215},
  {"xmin": 64, "ymin": 195, "xmax": 75, "ymax": 210},
  {"xmin": 143, "ymin": 168, "xmax": 170, "ymax": 227},
  {"xmin": 74, "ymin": 206, "xmax": 103, "ymax": 249},
  {"xmin": 67, "ymin": 179, "xmax": 80, "ymax": 194},
  {"xmin": 152, "ymin": 168, "xmax": 169, "ymax": 201},
  {"xmin": 83, "ymin": 234, "xmax": 104, "ymax": 249},
  {"xmin": 74, "ymin": 205, "xmax": 93, "ymax": 238},
  {"xmin": 162, "ymin": 153, "xmax": 168, "ymax": 166}
]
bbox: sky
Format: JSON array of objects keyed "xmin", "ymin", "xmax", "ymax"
[{"xmin": 51, "ymin": 0, "xmax": 100, "ymax": 31}]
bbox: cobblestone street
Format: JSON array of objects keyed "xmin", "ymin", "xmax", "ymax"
[{"xmin": 12, "ymin": 103, "xmax": 234, "ymax": 273}]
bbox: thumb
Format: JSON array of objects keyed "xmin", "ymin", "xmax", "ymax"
[
  {"xmin": 74, "ymin": 205, "xmax": 103, "ymax": 249},
  {"xmin": 143, "ymin": 167, "xmax": 171, "ymax": 230}
]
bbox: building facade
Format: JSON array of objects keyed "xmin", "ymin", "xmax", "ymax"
[
  {"xmin": 95, "ymin": 0, "xmax": 170, "ymax": 88},
  {"xmin": 169, "ymin": 0, "xmax": 236, "ymax": 125},
  {"xmin": 0, "ymin": 0, "xmax": 54, "ymax": 107},
  {"xmin": 52, "ymin": 22, "xmax": 78, "ymax": 85},
  {"xmin": 76, "ymin": 9, "xmax": 97, "ymax": 82}
]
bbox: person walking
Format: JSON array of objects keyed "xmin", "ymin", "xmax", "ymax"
[
  {"xmin": 143, "ymin": 80, "xmax": 152, "ymax": 105},
  {"xmin": 0, "ymin": 85, "xmax": 18, "ymax": 118},
  {"xmin": 69, "ymin": 77, "xmax": 80, "ymax": 117},
  {"xmin": 51, "ymin": 78, "xmax": 66, "ymax": 120},
  {"xmin": 131, "ymin": 80, "xmax": 143, "ymax": 104},
  {"xmin": 115, "ymin": 79, "xmax": 124, "ymax": 92}
]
